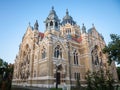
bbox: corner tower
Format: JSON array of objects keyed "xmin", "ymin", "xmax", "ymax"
[{"xmin": 44, "ymin": 6, "xmax": 60, "ymax": 36}]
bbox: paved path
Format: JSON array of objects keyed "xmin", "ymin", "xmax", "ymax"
[{"xmin": 12, "ymin": 85, "xmax": 49, "ymax": 90}]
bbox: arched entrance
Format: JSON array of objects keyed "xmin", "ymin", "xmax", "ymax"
[{"xmin": 54, "ymin": 63, "xmax": 66, "ymax": 88}]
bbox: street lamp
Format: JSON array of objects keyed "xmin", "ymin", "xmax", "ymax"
[{"xmin": 66, "ymin": 41, "xmax": 72, "ymax": 90}]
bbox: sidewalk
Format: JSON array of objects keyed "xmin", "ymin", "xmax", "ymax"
[{"xmin": 12, "ymin": 85, "xmax": 49, "ymax": 90}]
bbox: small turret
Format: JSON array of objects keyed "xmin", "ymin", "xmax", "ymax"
[{"xmin": 82, "ymin": 23, "xmax": 86, "ymax": 33}]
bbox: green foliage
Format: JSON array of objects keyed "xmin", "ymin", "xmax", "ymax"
[
  {"xmin": 0, "ymin": 58, "xmax": 3, "ymax": 66},
  {"xmin": 0, "ymin": 58, "xmax": 8, "ymax": 68},
  {"xmin": 103, "ymin": 34, "xmax": 120, "ymax": 65},
  {"xmin": 0, "ymin": 58, "xmax": 14, "ymax": 89},
  {"xmin": 85, "ymin": 69, "xmax": 114, "ymax": 90}
]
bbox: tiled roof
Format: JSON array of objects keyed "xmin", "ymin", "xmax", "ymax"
[
  {"xmin": 72, "ymin": 36, "xmax": 82, "ymax": 43},
  {"xmin": 39, "ymin": 32, "xmax": 44, "ymax": 39}
]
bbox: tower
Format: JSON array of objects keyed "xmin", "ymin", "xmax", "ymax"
[{"xmin": 44, "ymin": 6, "xmax": 60, "ymax": 36}]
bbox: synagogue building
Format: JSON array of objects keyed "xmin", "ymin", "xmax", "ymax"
[{"xmin": 12, "ymin": 7, "xmax": 118, "ymax": 88}]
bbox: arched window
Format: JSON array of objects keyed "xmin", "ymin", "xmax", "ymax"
[
  {"xmin": 74, "ymin": 72, "xmax": 80, "ymax": 80},
  {"xmin": 99, "ymin": 52, "xmax": 103, "ymax": 66},
  {"xmin": 50, "ymin": 21, "xmax": 53, "ymax": 26},
  {"xmin": 54, "ymin": 45, "xmax": 62, "ymax": 58},
  {"xmin": 46, "ymin": 23, "xmax": 48, "ymax": 28},
  {"xmin": 66, "ymin": 28, "xmax": 71, "ymax": 34},
  {"xmin": 42, "ymin": 47, "xmax": 46, "ymax": 59},
  {"xmin": 74, "ymin": 50, "xmax": 78, "ymax": 65},
  {"xmin": 91, "ymin": 55, "xmax": 94, "ymax": 64},
  {"xmin": 91, "ymin": 50, "xmax": 94, "ymax": 64},
  {"xmin": 55, "ymin": 22, "xmax": 58, "ymax": 27},
  {"xmin": 91, "ymin": 45, "xmax": 99, "ymax": 65}
]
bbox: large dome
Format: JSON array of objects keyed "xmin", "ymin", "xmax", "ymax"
[{"xmin": 61, "ymin": 9, "xmax": 76, "ymax": 25}]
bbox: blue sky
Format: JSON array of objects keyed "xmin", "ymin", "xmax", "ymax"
[{"xmin": 0, "ymin": 0, "xmax": 120, "ymax": 64}]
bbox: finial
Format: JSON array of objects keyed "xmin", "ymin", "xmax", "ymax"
[
  {"xmin": 92, "ymin": 23, "xmax": 94, "ymax": 27},
  {"xmin": 66, "ymin": 9, "xmax": 69, "ymax": 15},
  {"xmin": 29, "ymin": 22, "xmax": 31, "ymax": 26},
  {"xmin": 36, "ymin": 20, "xmax": 38, "ymax": 22},
  {"xmin": 82, "ymin": 23, "xmax": 84, "ymax": 26},
  {"xmin": 52, "ymin": 6, "xmax": 54, "ymax": 10},
  {"xmin": 92, "ymin": 23, "xmax": 96, "ymax": 29}
]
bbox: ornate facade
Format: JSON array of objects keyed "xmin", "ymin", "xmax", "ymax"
[{"xmin": 12, "ymin": 7, "xmax": 118, "ymax": 88}]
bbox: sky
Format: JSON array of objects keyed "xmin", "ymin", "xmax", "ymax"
[{"xmin": 0, "ymin": 0, "xmax": 120, "ymax": 64}]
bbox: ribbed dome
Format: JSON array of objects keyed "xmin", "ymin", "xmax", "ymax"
[
  {"xmin": 63, "ymin": 10, "xmax": 73, "ymax": 20},
  {"xmin": 62, "ymin": 9, "xmax": 76, "ymax": 25},
  {"xmin": 50, "ymin": 7, "xmax": 56, "ymax": 14},
  {"xmin": 88, "ymin": 24, "xmax": 96, "ymax": 34},
  {"xmin": 45, "ymin": 6, "xmax": 59, "ymax": 22}
]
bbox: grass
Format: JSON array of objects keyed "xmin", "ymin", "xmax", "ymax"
[{"xmin": 49, "ymin": 88, "xmax": 62, "ymax": 90}]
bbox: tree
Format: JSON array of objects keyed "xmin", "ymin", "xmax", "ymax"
[
  {"xmin": 103, "ymin": 34, "xmax": 120, "ymax": 64},
  {"xmin": 0, "ymin": 58, "xmax": 3, "ymax": 66},
  {"xmin": 85, "ymin": 69, "xmax": 114, "ymax": 90},
  {"xmin": 0, "ymin": 58, "xmax": 14, "ymax": 90},
  {"xmin": 85, "ymin": 71, "xmax": 93, "ymax": 90}
]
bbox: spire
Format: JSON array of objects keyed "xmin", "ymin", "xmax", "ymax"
[{"xmin": 34, "ymin": 20, "xmax": 39, "ymax": 30}]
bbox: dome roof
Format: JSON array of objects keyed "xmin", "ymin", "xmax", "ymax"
[
  {"xmin": 63, "ymin": 10, "xmax": 73, "ymax": 20},
  {"xmin": 61, "ymin": 9, "xmax": 76, "ymax": 25},
  {"xmin": 63, "ymin": 15, "xmax": 73, "ymax": 20},
  {"xmin": 45, "ymin": 6, "xmax": 60, "ymax": 23},
  {"xmin": 88, "ymin": 24, "xmax": 96, "ymax": 34}
]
